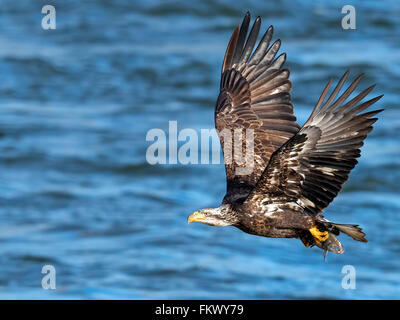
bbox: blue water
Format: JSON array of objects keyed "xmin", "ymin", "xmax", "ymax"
[{"xmin": 0, "ymin": 0, "xmax": 399, "ymax": 299}]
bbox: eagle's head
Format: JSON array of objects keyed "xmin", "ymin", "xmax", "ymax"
[{"xmin": 187, "ymin": 204, "xmax": 238, "ymax": 227}]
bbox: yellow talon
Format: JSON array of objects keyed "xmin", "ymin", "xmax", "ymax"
[{"xmin": 309, "ymin": 225, "xmax": 329, "ymax": 244}]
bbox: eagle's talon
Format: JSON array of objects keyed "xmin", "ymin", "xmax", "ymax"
[{"xmin": 309, "ymin": 226, "xmax": 329, "ymax": 244}]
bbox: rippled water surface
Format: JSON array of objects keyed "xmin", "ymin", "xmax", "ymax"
[{"xmin": 0, "ymin": 0, "xmax": 399, "ymax": 299}]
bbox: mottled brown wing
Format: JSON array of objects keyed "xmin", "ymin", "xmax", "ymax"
[
  {"xmin": 245, "ymin": 71, "xmax": 383, "ymax": 215},
  {"xmin": 216, "ymin": 12, "xmax": 300, "ymax": 204}
]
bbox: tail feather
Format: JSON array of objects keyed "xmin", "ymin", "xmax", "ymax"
[{"xmin": 331, "ymin": 223, "xmax": 368, "ymax": 242}]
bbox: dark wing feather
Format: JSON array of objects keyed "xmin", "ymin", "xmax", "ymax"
[
  {"xmin": 216, "ymin": 12, "xmax": 300, "ymax": 204},
  {"xmin": 245, "ymin": 71, "xmax": 383, "ymax": 215}
]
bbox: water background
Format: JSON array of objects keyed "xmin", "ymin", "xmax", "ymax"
[{"xmin": 0, "ymin": 0, "xmax": 399, "ymax": 299}]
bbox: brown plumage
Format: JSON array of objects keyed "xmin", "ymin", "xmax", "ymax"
[
  {"xmin": 216, "ymin": 13, "xmax": 299, "ymax": 204},
  {"xmin": 188, "ymin": 12, "xmax": 383, "ymax": 257}
]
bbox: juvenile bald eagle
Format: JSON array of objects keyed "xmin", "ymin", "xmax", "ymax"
[{"xmin": 188, "ymin": 12, "xmax": 383, "ymax": 256}]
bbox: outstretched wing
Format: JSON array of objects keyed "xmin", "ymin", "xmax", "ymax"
[
  {"xmin": 245, "ymin": 71, "xmax": 383, "ymax": 215},
  {"xmin": 216, "ymin": 12, "xmax": 300, "ymax": 204}
]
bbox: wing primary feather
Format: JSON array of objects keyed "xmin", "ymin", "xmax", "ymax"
[
  {"xmin": 240, "ymin": 16, "xmax": 261, "ymax": 63},
  {"xmin": 319, "ymin": 70, "xmax": 349, "ymax": 113},
  {"xmin": 249, "ymin": 25, "xmax": 273, "ymax": 65},
  {"xmin": 259, "ymin": 39, "xmax": 281, "ymax": 67},
  {"xmin": 330, "ymin": 74, "xmax": 364, "ymax": 111},
  {"xmin": 232, "ymin": 12, "xmax": 251, "ymax": 66},
  {"xmin": 270, "ymin": 53, "xmax": 286, "ymax": 70},
  {"xmin": 321, "ymin": 95, "xmax": 383, "ymax": 133},
  {"xmin": 344, "ymin": 95, "xmax": 384, "ymax": 117},
  {"xmin": 337, "ymin": 85, "xmax": 376, "ymax": 113},
  {"xmin": 222, "ymin": 25, "xmax": 240, "ymax": 73},
  {"xmin": 304, "ymin": 79, "xmax": 332, "ymax": 126}
]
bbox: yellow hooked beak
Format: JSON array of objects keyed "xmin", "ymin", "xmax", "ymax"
[{"xmin": 187, "ymin": 211, "xmax": 207, "ymax": 224}]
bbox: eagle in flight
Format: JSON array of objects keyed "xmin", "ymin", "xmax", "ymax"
[{"xmin": 187, "ymin": 12, "xmax": 383, "ymax": 257}]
